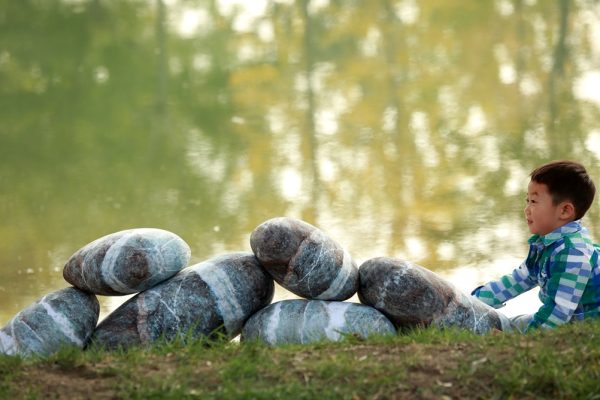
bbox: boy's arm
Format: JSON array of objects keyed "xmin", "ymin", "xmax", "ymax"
[
  {"xmin": 527, "ymin": 247, "xmax": 592, "ymax": 330},
  {"xmin": 471, "ymin": 261, "xmax": 537, "ymax": 308}
]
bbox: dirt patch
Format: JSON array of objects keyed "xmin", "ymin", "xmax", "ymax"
[{"xmin": 15, "ymin": 363, "xmax": 120, "ymax": 399}]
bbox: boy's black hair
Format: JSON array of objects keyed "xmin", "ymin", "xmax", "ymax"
[{"xmin": 530, "ymin": 160, "xmax": 596, "ymax": 220}]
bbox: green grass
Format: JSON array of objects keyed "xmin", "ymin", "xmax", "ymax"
[{"xmin": 2, "ymin": 320, "xmax": 600, "ymax": 399}]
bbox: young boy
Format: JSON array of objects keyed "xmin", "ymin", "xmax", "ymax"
[{"xmin": 472, "ymin": 160, "xmax": 600, "ymax": 332}]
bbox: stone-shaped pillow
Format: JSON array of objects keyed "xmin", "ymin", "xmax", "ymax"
[
  {"xmin": 90, "ymin": 252, "xmax": 274, "ymax": 350},
  {"xmin": 358, "ymin": 257, "xmax": 511, "ymax": 333},
  {"xmin": 241, "ymin": 299, "xmax": 396, "ymax": 345},
  {"xmin": 63, "ymin": 228, "xmax": 191, "ymax": 295},
  {"xmin": 0, "ymin": 287, "xmax": 99, "ymax": 357},
  {"xmin": 250, "ymin": 217, "xmax": 358, "ymax": 300}
]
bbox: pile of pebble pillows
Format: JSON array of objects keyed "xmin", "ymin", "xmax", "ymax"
[{"xmin": 0, "ymin": 217, "xmax": 509, "ymax": 357}]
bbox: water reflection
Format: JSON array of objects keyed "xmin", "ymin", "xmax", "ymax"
[{"xmin": 1, "ymin": 0, "xmax": 599, "ymax": 325}]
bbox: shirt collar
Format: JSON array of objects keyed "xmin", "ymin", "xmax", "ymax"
[{"xmin": 528, "ymin": 220, "xmax": 582, "ymax": 247}]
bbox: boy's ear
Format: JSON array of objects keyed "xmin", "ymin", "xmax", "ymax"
[{"xmin": 559, "ymin": 201, "xmax": 576, "ymax": 220}]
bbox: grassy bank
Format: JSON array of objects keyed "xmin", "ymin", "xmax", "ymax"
[{"xmin": 1, "ymin": 320, "xmax": 600, "ymax": 399}]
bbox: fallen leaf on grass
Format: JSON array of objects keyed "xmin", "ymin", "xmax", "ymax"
[{"xmin": 436, "ymin": 379, "xmax": 453, "ymax": 388}]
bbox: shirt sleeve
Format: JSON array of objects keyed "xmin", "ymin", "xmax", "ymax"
[
  {"xmin": 527, "ymin": 247, "xmax": 592, "ymax": 330},
  {"xmin": 471, "ymin": 261, "xmax": 537, "ymax": 308}
]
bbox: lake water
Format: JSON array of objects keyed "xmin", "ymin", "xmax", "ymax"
[{"xmin": 1, "ymin": 0, "xmax": 599, "ymax": 325}]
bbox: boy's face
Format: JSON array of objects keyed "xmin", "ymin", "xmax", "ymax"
[{"xmin": 525, "ymin": 180, "xmax": 574, "ymax": 236}]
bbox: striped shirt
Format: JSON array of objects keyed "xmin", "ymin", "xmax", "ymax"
[{"xmin": 472, "ymin": 220, "xmax": 600, "ymax": 330}]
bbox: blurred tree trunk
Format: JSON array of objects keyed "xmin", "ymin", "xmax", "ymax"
[
  {"xmin": 300, "ymin": 0, "xmax": 320, "ymax": 223},
  {"xmin": 381, "ymin": 0, "xmax": 420, "ymax": 254},
  {"xmin": 151, "ymin": 0, "xmax": 168, "ymax": 160},
  {"xmin": 547, "ymin": 0, "xmax": 570, "ymax": 157},
  {"xmin": 514, "ymin": 0, "xmax": 529, "ymax": 159}
]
